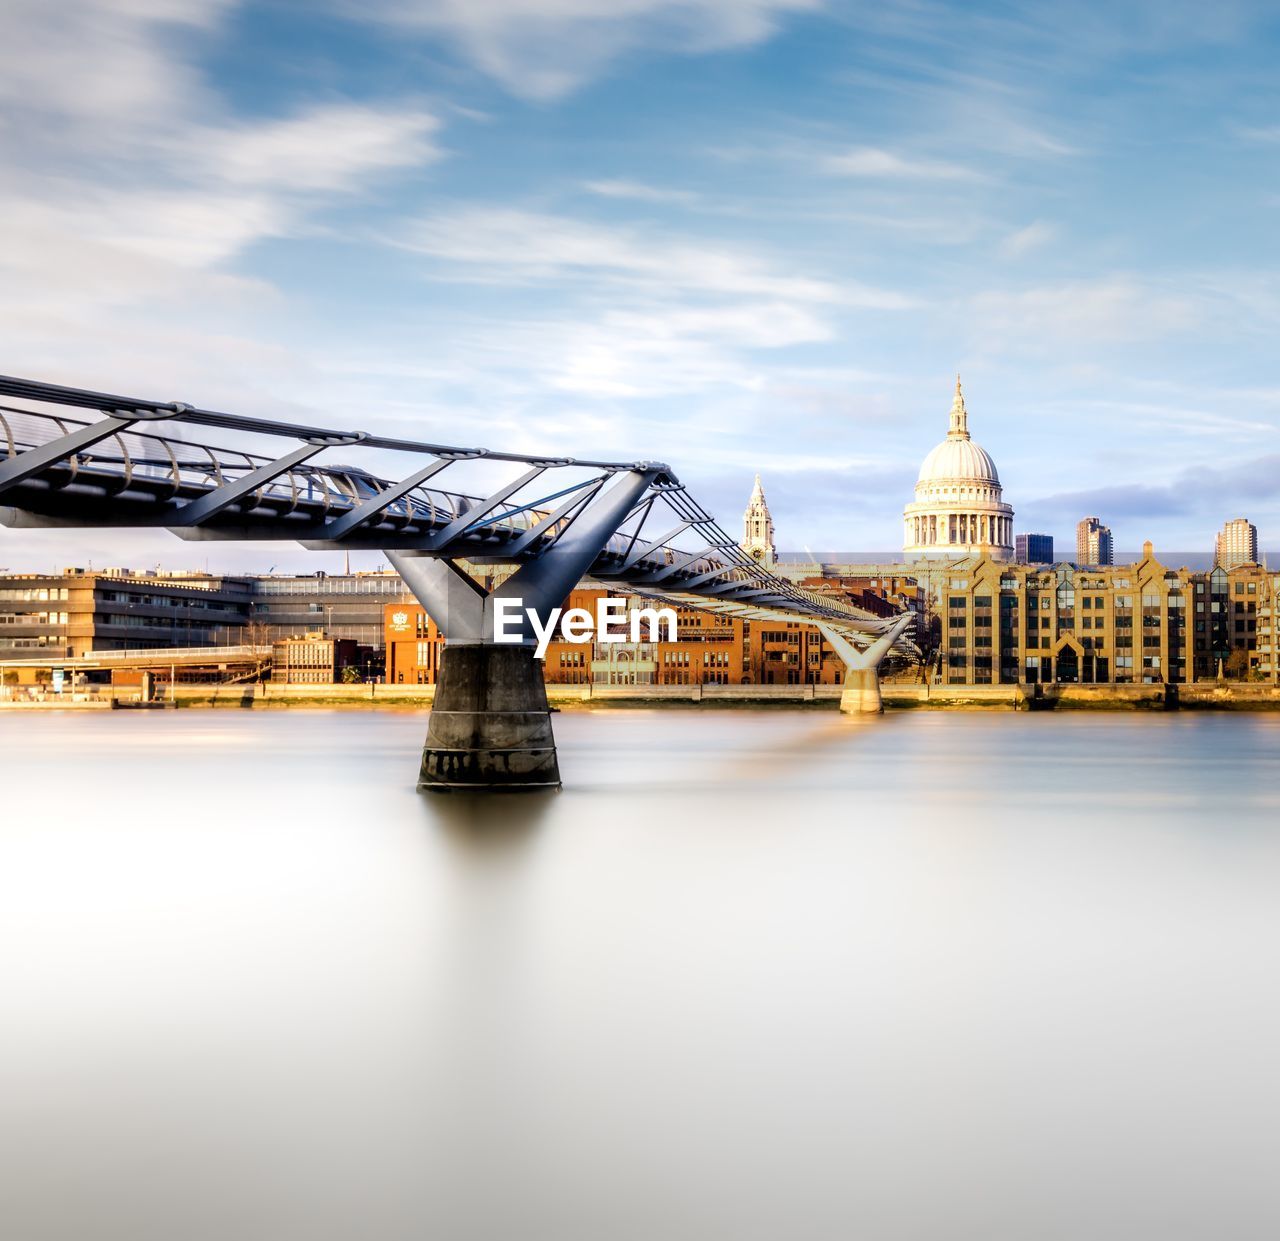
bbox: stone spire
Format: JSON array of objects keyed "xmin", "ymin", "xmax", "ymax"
[
  {"xmin": 948, "ymin": 373, "xmax": 969, "ymax": 439},
  {"xmin": 742, "ymin": 472, "xmax": 776, "ymax": 565}
]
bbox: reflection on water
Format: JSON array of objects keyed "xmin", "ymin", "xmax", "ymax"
[{"xmin": 2, "ymin": 709, "xmax": 1280, "ymax": 1240}]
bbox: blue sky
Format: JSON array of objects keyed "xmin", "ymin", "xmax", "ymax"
[{"xmin": 2, "ymin": 0, "xmax": 1279, "ymax": 572}]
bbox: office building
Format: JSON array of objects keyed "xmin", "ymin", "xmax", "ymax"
[
  {"xmin": 0, "ymin": 569, "xmax": 251, "ymax": 658},
  {"xmin": 246, "ymin": 571, "xmax": 410, "ymax": 649},
  {"xmin": 1016, "ymin": 533, "xmax": 1054, "ymax": 564},
  {"xmin": 1215, "ymin": 518, "xmax": 1259, "ymax": 569},
  {"xmin": 937, "ymin": 546, "xmax": 1272, "ymax": 686},
  {"xmin": 1076, "ymin": 517, "xmax": 1114, "ymax": 566},
  {"xmin": 270, "ymin": 631, "xmax": 362, "ymax": 684}
]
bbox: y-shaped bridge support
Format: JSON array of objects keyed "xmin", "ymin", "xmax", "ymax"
[
  {"xmin": 817, "ymin": 612, "xmax": 915, "ymax": 714},
  {"xmin": 388, "ymin": 468, "xmax": 658, "ymax": 791}
]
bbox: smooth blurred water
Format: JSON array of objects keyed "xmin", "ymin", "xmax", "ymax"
[{"xmin": 2, "ymin": 708, "xmax": 1280, "ymax": 1240}]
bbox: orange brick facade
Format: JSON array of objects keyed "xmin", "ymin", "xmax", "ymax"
[{"xmin": 383, "ymin": 589, "xmax": 877, "ymax": 687}]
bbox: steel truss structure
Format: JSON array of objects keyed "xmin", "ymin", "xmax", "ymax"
[{"xmin": 0, "ymin": 373, "xmax": 911, "ymax": 649}]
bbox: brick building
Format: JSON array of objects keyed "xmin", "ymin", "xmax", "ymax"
[
  {"xmin": 382, "ymin": 588, "xmax": 920, "ymax": 689},
  {"xmin": 270, "ymin": 631, "xmax": 361, "ymax": 684}
]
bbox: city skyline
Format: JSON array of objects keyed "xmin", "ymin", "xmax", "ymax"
[{"xmin": 3, "ymin": 1, "xmax": 1280, "ymax": 571}]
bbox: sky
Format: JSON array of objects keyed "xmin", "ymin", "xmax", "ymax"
[{"xmin": 2, "ymin": 0, "xmax": 1279, "ymax": 573}]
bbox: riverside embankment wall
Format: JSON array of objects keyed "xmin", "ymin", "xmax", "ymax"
[
  {"xmin": 9, "ymin": 681, "xmax": 1280, "ymax": 711},
  {"xmin": 157, "ymin": 681, "xmax": 1280, "ymax": 711}
]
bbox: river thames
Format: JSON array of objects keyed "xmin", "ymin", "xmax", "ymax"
[{"xmin": 3, "ymin": 708, "xmax": 1279, "ymax": 1239}]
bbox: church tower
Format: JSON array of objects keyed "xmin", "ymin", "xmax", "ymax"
[{"xmin": 742, "ymin": 474, "xmax": 777, "ymax": 565}]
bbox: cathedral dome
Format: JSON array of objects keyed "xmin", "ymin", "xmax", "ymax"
[
  {"xmin": 917, "ymin": 436, "xmax": 999, "ymax": 485},
  {"xmin": 902, "ymin": 376, "xmax": 1014, "ymax": 562}
]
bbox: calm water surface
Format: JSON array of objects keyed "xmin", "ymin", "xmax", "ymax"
[{"xmin": 2, "ymin": 708, "xmax": 1279, "ymax": 1240}]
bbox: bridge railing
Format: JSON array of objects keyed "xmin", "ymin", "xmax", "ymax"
[{"xmin": 81, "ymin": 645, "xmax": 274, "ymax": 662}]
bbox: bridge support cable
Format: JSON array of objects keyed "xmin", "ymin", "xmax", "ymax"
[
  {"xmin": 420, "ymin": 465, "xmax": 548, "ymax": 552},
  {"xmin": 610, "ymin": 522, "xmax": 695, "ymax": 573},
  {"xmin": 492, "ymin": 477, "xmax": 607, "ymax": 560}
]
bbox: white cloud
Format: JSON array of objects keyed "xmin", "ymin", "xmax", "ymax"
[
  {"xmin": 0, "ymin": 0, "xmax": 455, "ymax": 500},
  {"xmin": 374, "ymin": 200, "xmax": 912, "ymax": 408},
  {"xmin": 198, "ymin": 105, "xmax": 443, "ymax": 192},
  {"xmin": 543, "ymin": 303, "xmax": 833, "ymax": 396},
  {"xmin": 823, "ymin": 146, "xmax": 978, "ymax": 180},
  {"xmin": 0, "ymin": 192, "xmax": 286, "ymax": 280},
  {"xmin": 970, "ymin": 277, "xmax": 1200, "ymax": 349},
  {"xmin": 0, "ymin": 0, "xmax": 229, "ymax": 133},
  {"xmin": 583, "ymin": 179, "xmax": 701, "ymax": 206},
  {"xmin": 346, "ymin": 301, "xmax": 838, "ymax": 414},
  {"xmin": 0, "ymin": 0, "xmax": 445, "ymax": 347},
  {"xmin": 398, "ymin": 206, "xmax": 913, "ymax": 307},
  {"xmin": 347, "ymin": 0, "xmax": 821, "ymax": 98},
  {"xmin": 1238, "ymin": 123, "xmax": 1280, "ymax": 144},
  {"xmin": 999, "ymin": 220, "xmax": 1057, "ymax": 259}
]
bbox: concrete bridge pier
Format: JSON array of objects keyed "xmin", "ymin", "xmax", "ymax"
[
  {"xmin": 420, "ymin": 642, "xmax": 560, "ymax": 790},
  {"xmin": 839, "ymin": 667, "xmax": 884, "ymax": 714},
  {"xmin": 818, "ymin": 613, "xmax": 915, "ymax": 716},
  {"xmin": 382, "ymin": 553, "xmax": 547, "ymax": 790},
  {"xmin": 388, "ymin": 467, "xmax": 657, "ymax": 791}
]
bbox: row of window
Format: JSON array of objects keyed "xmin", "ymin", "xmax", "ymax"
[
  {"xmin": 254, "ymin": 578, "xmax": 410, "ymax": 596},
  {"xmin": 0, "ymin": 587, "xmax": 71, "ymax": 601},
  {"xmin": 99, "ymin": 591, "xmax": 239, "ymax": 612},
  {"xmin": 0, "ymin": 612, "xmax": 68, "ymax": 625}
]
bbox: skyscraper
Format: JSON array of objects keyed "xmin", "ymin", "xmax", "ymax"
[
  {"xmin": 1215, "ymin": 518, "xmax": 1259, "ymax": 569},
  {"xmin": 1016, "ymin": 533, "xmax": 1054, "ymax": 564},
  {"xmin": 1076, "ymin": 517, "xmax": 1113, "ymax": 566},
  {"xmin": 741, "ymin": 474, "xmax": 776, "ymax": 565}
]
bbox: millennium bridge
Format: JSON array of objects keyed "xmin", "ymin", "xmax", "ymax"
[{"xmin": 0, "ymin": 373, "xmax": 914, "ymax": 789}]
